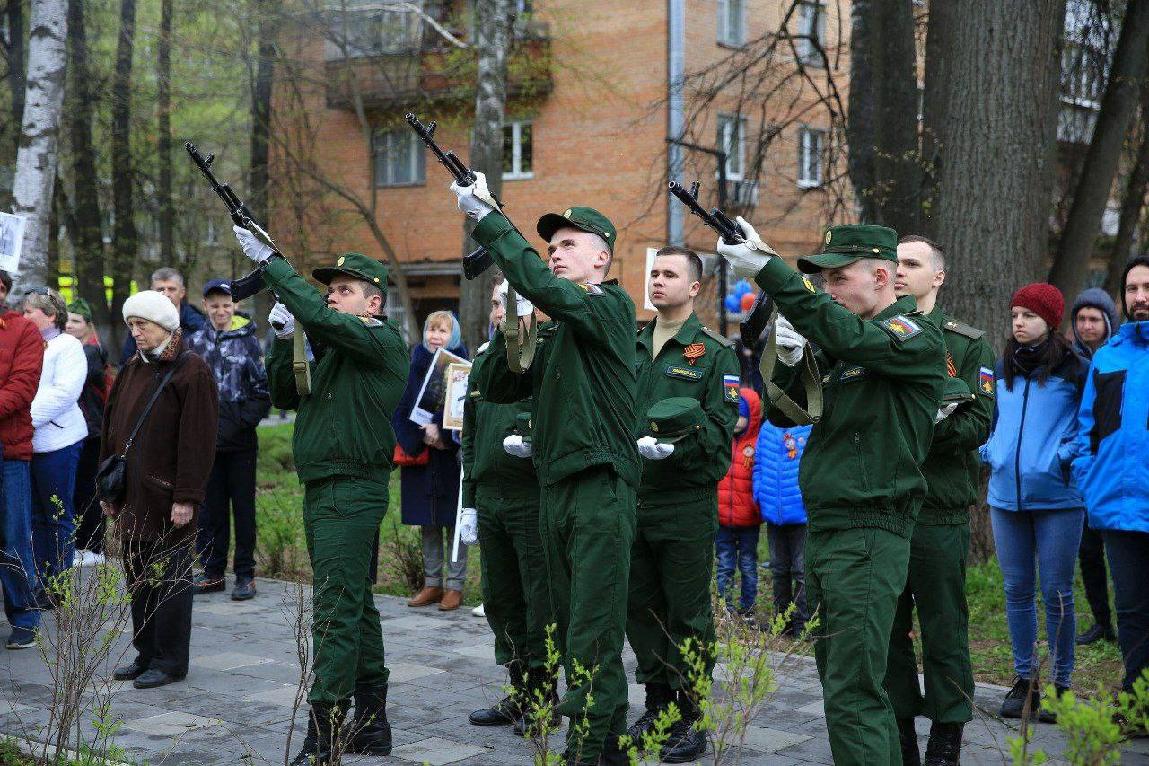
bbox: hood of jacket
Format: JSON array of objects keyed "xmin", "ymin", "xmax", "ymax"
[{"xmin": 1071, "ymin": 287, "xmax": 1118, "ymax": 357}]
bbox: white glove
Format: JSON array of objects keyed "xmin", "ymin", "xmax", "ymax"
[
  {"xmin": 636, "ymin": 435, "xmax": 675, "ymax": 460},
  {"xmin": 503, "ymin": 435, "xmax": 532, "ymax": 459},
  {"xmin": 496, "ymin": 280, "xmax": 534, "ymax": 317},
  {"xmin": 451, "ymin": 171, "xmax": 498, "ymax": 222},
  {"xmin": 774, "ymin": 315, "xmax": 806, "ymax": 366},
  {"xmin": 233, "ymin": 224, "xmax": 275, "ymax": 264},
  {"xmin": 268, "ymin": 302, "xmax": 296, "ymax": 339},
  {"xmin": 459, "ymin": 508, "xmax": 478, "ymax": 545},
  {"xmin": 934, "ymin": 402, "xmax": 960, "ymax": 424},
  {"xmin": 716, "ymin": 216, "xmax": 778, "ymax": 281}
]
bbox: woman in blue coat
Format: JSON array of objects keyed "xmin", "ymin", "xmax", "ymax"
[
  {"xmin": 981, "ymin": 283, "xmax": 1087, "ymax": 720},
  {"xmin": 393, "ymin": 311, "xmax": 469, "ymax": 611}
]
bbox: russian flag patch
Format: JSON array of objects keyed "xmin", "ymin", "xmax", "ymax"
[
  {"xmin": 979, "ymin": 366, "xmax": 995, "ymax": 396},
  {"xmin": 724, "ymin": 374, "xmax": 740, "ymax": 403}
]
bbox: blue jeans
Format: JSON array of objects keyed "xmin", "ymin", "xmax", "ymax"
[
  {"xmin": 716, "ymin": 525, "xmax": 759, "ymax": 613},
  {"xmin": 990, "ymin": 507, "xmax": 1083, "ymax": 687},
  {"xmin": 30, "ymin": 440, "xmax": 83, "ymax": 585},
  {"xmin": 1, "ymin": 458, "xmax": 41, "ymax": 630}
]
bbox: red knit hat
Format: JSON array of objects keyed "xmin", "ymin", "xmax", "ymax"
[{"xmin": 1011, "ymin": 282, "xmax": 1065, "ymax": 330}]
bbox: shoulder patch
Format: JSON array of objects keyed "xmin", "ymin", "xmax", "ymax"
[
  {"xmin": 879, "ymin": 314, "xmax": 923, "ymax": 342},
  {"xmin": 476, "ymin": 341, "xmax": 491, "ymax": 355},
  {"xmin": 978, "ymin": 366, "xmax": 995, "ymax": 397},
  {"xmin": 943, "ymin": 318, "xmax": 986, "ymax": 340},
  {"xmin": 723, "ymin": 373, "xmax": 740, "ymax": 402},
  {"xmin": 700, "ymin": 326, "xmax": 735, "ymax": 348},
  {"xmin": 359, "ymin": 316, "xmax": 384, "ymax": 327},
  {"xmin": 579, "ymin": 283, "xmax": 604, "ymax": 296}
]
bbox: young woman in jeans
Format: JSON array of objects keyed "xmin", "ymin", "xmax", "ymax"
[{"xmin": 981, "ymin": 283, "xmax": 1087, "ymax": 720}]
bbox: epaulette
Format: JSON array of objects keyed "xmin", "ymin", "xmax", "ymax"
[
  {"xmin": 943, "ymin": 318, "xmax": 986, "ymax": 340},
  {"xmin": 700, "ymin": 326, "xmax": 735, "ymax": 348}
]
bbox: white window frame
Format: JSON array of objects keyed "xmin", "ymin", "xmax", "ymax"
[
  {"xmin": 795, "ymin": 1, "xmax": 827, "ymax": 67},
  {"xmin": 716, "ymin": 114, "xmax": 746, "ymax": 181},
  {"xmin": 373, "ymin": 129, "xmax": 425, "ymax": 187},
  {"xmin": 797, "ymin": 126, "xmax": 824, "ymax": 189},
  {"xmin": 502, "ymin": 121, "xmax": 534, "ymax": 180},
  {"xmin": 717, "ymin": 0, "xmax": 746, "ymax": 47},
  {"xmin": 384, "ymin": 287, "xmax": 409, "ymax": 344}
]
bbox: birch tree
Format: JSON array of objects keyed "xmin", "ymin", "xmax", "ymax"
[{"xmin": 10, "ymin": 0, "xmax": 67, "ymax": 283}]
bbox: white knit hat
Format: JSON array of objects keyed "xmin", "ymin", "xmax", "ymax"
[{"xmin": 122, "ymin": 290, "xmax": 180, "ymax": 331}]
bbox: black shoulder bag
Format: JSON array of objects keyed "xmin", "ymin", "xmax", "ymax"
[{"xmin": 95, "ymin": 356, "xmax": 183, "ymax": 504}]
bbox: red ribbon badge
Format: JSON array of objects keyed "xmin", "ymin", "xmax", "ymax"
[{"xmin": 683, "ymin": 343, "xmax": 706, "ymax": 366}]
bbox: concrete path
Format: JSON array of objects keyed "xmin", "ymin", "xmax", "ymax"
[{"xmin": 2, "ymin": 578, "xmax": 1146, "ymax": 765}]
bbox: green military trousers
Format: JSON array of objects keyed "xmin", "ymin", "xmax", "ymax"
[
  {"xmin": 806, "ymin": 525, "xmax": 911, "ymax": 766},
  {"xmin": 476, "ymin": 486, "xmax": 551, "ymax": 673},
  {"xmin": 303, "ymin": 476, "xmax": 389, "ymax": 705},
  {"xmin": 626, "ymin": 494, "xmax": 717, "ymax": 689},
  {"xmin": 540, "ymin": 465, "xmax": 636, "ymax": 763},
  {"xmin": 885, "ymin": 520, "xmax": 974, "ymax": 724}
]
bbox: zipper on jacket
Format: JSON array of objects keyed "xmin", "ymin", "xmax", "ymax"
[{"xmin": 1014, "ymin": 377, "xmax": 1032, "ymax": 512}]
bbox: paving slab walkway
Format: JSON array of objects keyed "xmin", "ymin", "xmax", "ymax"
[{"xmin": 2, "ymin": 578, "xmax": 1147, "ymax": 766}]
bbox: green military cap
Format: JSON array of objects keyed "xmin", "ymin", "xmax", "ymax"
[
  {"xmin": 312, "ymin": 252, "xmax": 389, "ymax": 289},
  {"xmin": 646, "ymin": 397, "xmax": 706, "ymax": 444},
  {"xmin": 536, "ymin": 207, "xmax": 617, "ymax": 253},
  {"xmin": 514, "ymin": 412, "xmax": 533, "ymax": 442},
  {"xmin": 797, "ymin": 224, "xmax": 898, "ymax": 274},
  {"xmin": 67, "ymin": 297, "xmax": 93, "ymax": 322},
  {"xmin": 943, "ymin": 375, "xmax": 975, "ymax": 405}
]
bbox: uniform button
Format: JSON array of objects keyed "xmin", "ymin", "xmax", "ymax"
[{"xmin": 326, "ymin": 392, "xmax": 333, "ymax": 400}]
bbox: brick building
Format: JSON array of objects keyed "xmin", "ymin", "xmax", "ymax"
[{"xmin": 270, "ymin": 0, "xmax": 849, "ymax": 336}]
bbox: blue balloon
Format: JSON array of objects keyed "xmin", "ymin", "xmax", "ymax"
[
  {"xmin": 724, "ymin": 295, "xmax": 741, "ymax": 313},
  {"xmin": 733, "ymin": 279, "xmax": 752, "ymax": 297}
]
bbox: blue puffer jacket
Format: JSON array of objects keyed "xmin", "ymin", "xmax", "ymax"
[
  {"xmin": 981, "ymin": 349, "xmax": 1087, "ymax": 512},
  {"xmin": 752, "ymin": 421, "xmax": 810, "ymax": 525},
  {"xmin": 1071, "ymin": 321, "xmax": 1149, "ymax": 533}
]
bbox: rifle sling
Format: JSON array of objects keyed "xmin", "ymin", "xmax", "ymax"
[
  {"xmin": 503, "ymin": 284, "xmax": 538, "ymax": 374},
  {"xmin": 292, "ymin": 326, "xmax": 312, "ymax": 396},
  {"xmin": 759, "ymin": 310, "xmax": 823, "ymax": 426}
]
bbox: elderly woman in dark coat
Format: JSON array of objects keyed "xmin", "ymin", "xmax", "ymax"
[
  {"xmin": 393, "ymin": 311, "xmax": 469, "ymax": 611},
  {"xmin": 99, "ymin": 290, "xmax": 218, "ymax": 690}
]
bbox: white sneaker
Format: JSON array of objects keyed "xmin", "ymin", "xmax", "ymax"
[
  {"xmin": 471, "ymin": 603, "xmax": 485, "ymax": 617},
  {"xmin": 82, "ymin": 551, "xmax": 105, "ymax": 567}
]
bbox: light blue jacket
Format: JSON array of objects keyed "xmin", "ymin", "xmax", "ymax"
[
  {"xmin": 1071, "ymin": 321, "xmax": 1149, "ymax": 533},
  {"xmin": 752, "ymin": 421, "xmax": 810, "ymax": 526},
  {"xmin": 981, "ymin": 351, "xmax": 1086, "ymax": 512}
]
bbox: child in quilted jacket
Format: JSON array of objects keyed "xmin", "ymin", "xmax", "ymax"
[
  {"xmin": 716, "ymin": 388, "xmax": 763, "ymax": 616},
  {"xmin": 753, "ymin": 420, "xmax": 811, "ymax": 636}
]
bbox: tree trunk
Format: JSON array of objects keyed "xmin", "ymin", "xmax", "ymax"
[
  {"xmin": 926, "ymin": 0, "xmax": 1067, "ymax": 344},
  {"xmin": 109, "ymin": 0, "xmax": 137, "ymax": 352},
  {"xmin": 846, "ymin": 0, "xmax": 877, "ymax": 223},
  {"xmin": 459, "ymin": 0, "xmax": 515, "ymax": 352},
  {"xmin": 5, "ymin": 0, "xmax": 26, "ymax": 157},
  {"xmin": 920, "ymin": 0, "xmax": 955, "ymax": 236},
  {"xmin": 156, "ymin": 0, "xmax": 174, "ymax": 265},
  {"xmin": 66, "ymin": 0, "xmax": 109, "ymax": 329},
  {"xmin": 1105, "ymin": 79, "xmax": 1149, "ymax": 297},
  {"xmin": 10, "ymin": 0, "xmax": 67, "ymax": 284},
  {"xmin": 1049, "ymin": 0, "xmax": 1149, "ymax": 307},
  {"xmin": 249, "ymin": 0, "xmax": 275, "ymax": 225}
]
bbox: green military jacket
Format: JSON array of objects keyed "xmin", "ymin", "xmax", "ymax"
[
  {"xmin": 635, "ymin": 313, "xmax": 740, "ymax": 504},
  {"xmin": 471, "ymin": 212, "xmax": 640, "ymax": 489},
  {"xmin": 755, "ymin": 258, "xmax": 946, "ymax": 538},
  {"xmin": 264, "ymin": 256, "xmax": 410, "ymax": 485},
  {"xmin": 919, "ymin": 305, "xmax": 996, "ymax": 523},
  {"xmin": 461, "ymin": 341, "xmax": 539, "ymax": 507}
]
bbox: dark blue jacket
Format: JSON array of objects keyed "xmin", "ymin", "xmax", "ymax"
[
  {"xmin": 752, "ymin": 421, "xmax": 810, "ymax": 526},
  {"xmin": 1071, "ymin": 321, "xmax": 1149, "ymax": 533},
  {"xmin": 393, "ymin": 342, "xmax": 469, "ymax": 526},
  {"xmin": 121, "ymin": 301, "xmax": 206, "ymax": 364},
  {"xmin": 981, "ymin": 349, "xmax": 1087, "ymax": 512},
  {"xmin": 186, "ymin": 314, "xmax": 270, "ymax": 452}
]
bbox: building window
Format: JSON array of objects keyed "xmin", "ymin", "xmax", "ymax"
[
  {"xmin": 373, "ymin": 129, "xmax": 425, "ymax": 187},
  {"xmin": 327, "ymin": 1, "xmax": 423, "ymax": 59},
  {"xmin": 795, "ymin": 1, "xmax": 826, "ymax": 66},
  {"xmin": 717, "ymin": 0, "xmax": 745, "ymax": 47},
  {"xmin": 385, "ymin": 286, "xmax": 409, "ymax": 344},
  {"xmin": 503, "ymin": 121, "xmax": 534, "ymax": 180},
  {"xmin": 716, "ymin": 114, "xmax": 746, "ymax": 180},
  {"xmin": 797, "ymin": 127, "xmax": 824, "ymax": 188}
]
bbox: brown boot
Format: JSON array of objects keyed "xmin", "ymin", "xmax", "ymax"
[
  {"xmin": 407, "ymin": 586, "xmax": 443, "ymax": 607},
  {"xmin": 438, "ymin": 589, "xmax": 463, "ymax": 611}
]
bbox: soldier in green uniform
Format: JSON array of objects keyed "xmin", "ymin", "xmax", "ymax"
[
  {"xmin": 233, "ymin": 229, "xmax": 409, "ymax": 766},
  {"xmin": 626, "ymin": 246, "xmax": 739, "ymax": 763},
  {"xmin": 885, "ymin": 236, "xmax": 995, "ymax": 766},
  {"xmin": 716, "ymin": 221, "xmax": 946, "ymax": 766},
  {"xmin": 451, "ymin": 175, "xmax": 638, "ymax": 766},
  {"xmin": 463, "ymin": 277, "xmax": 556, "ymax": 735}
]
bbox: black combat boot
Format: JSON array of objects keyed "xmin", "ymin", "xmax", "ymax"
[
  {"xmin": 1000, "ymin": 676, "xmax": 1040, "ymax": 720},
  {"xmin": 345, "ymin": 682, "xmax": 392, "ymax": 755},
  {"xmin": 289, "ymin": 701, "xmax": 347, "ymax": 766},
  {"xmin": 471, "ymin": 661, "xmax": 526, "ymax": 726},
  {"xmin": 898, "ymin": 717, "xmax": 921, "ymax": 766},
  {"xmin": 513, "ymin": 666, "xmax": 562, "ymax": 737},
  {"xmin": 598, "ymin": 733, "xmax": 630, "ymax": 765},
  {"xmin": 923, "ymin": 721, "xmax": 962, "ymax": 766},
  {"xmin": 625, "ymin": 682, "xmax": 674, "ymax": 742},
  {"xmin": 660, "ymin": 690, "xmax": 706, "ymax": 763}
]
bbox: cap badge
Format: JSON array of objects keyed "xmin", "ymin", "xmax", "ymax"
[
  {"xmin": 337, "ymin": 256, "xmax": 346, "ymax": 266},
  {"xmin": 802, "ymin": 276, "xmax": 816, "ymax": 293},
  {"xmin": 564, "ymin": 208, "xmax": 572, "ymax": 218},
  {"xmin": 683, "ymin": 342, "xmax": 706, "ymax": 366},
  {"xmin": 825, "ymin": 230, "xmax": 832, "ymax": 245}
]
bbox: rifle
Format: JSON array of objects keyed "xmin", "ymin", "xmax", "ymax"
[
  {"xmin": 186, "ymin": 142, "xmax": 312, "ymax": 395},
  {"xmin": 404, "ymin": 114, "xmax": 499, "ymax": 280},
  {"xmin": 667, "ymin": 180, "xmax": 822, "ymax": 424}
]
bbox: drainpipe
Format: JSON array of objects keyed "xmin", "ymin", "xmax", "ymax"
[{"xmin": 668, "ymin": 0, "xmax": 685, "ymax": 246}]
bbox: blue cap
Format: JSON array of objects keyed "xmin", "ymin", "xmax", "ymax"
[{"xmin": 203, "ymin": 278, "xmax": 234, "ymax": 298}]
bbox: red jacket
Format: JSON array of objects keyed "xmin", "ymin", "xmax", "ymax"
[
  {"xmin": 0, "ymin": 311, "xmax": 45, "ymax": 461},
  {"xmin": 718, "ymin": 387, "xmax": 763, "ymax": 527}
]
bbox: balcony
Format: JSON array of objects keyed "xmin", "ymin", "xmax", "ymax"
[{"xmin": 324, "ymin": 20, "xmax": 553, "ymax": 112}]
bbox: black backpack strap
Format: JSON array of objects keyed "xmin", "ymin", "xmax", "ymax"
[{"xmin": 121, "ymin": 353, "xmax": 186, "ymax": 455}]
